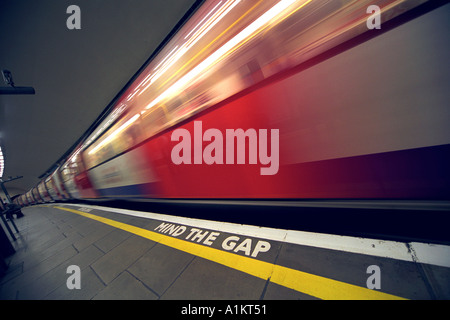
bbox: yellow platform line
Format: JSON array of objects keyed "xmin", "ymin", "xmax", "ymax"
[{"xmin": 53, "ymin": 205, "xmax": 406, "ymax": 300}]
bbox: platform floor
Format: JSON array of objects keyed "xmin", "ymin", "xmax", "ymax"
[{"xmin": 1, "ymin": 203, "xmax": 449, "ymax": 300}]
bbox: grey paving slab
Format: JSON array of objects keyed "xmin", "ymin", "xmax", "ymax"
[
  {"xmin": 160, "ymin": 257, "xmax": 267, "ymax": 300},
  {"xmin": 0, "ymin": 262, "xmax": 23, "ymax": 286},
  {"xmin": 94, "ymin": 228, "xmax": 131, "ymax": 253},
  {"xmin": 0, "ymin": 207, "xmax": 85, "ymax": 299},
  {"xmin": 72, "ymin": 223, "xmax": 115, "ymax": 252},
  {"xmin": 18, "ymin": 245, "xmax": 105, "ymax": 299},
  {"xmin": 66, "ymin": 217, "xmax": 101, "ymax": 237},
  {"xmin": 23, "ymin": 226, "xmax": 62, "ymax": 246},
  {"xmin": 276, "ymin": 242, "xmax": 433, "ymax": 300},
  {"xmin": 128, "ymin": 243, "xmax": 195, "ymax": 297},
  {"xmin": 0, "ymin": 245, "xmax": 78, "ymax": 299},
  {"xmin": 26, "ymin": 232, "xmax": 68, "ymax": 254},
  {"xmin": 263, "ymin": 282, "xmax": 318, "ymax": 300},
  {"xmin": 420, "ymin": 264, "xmax": 450, "ymax": 299},
  {"xmin": 91, "ymin": 235, "xmax": 156, "ymax": 285},
  {"xmin": 45, "ymin": 266, "xmax": 106, "ymax": 300},
  {"xmin": 93, "ymin": 271, "xmax": 159, "ymax": 300},
  {"xmin": 18, "ymin": 232, "xmax": 82, "ymax": 272}
]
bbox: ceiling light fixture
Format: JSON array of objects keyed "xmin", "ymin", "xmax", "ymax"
[{"xmin": 0, "ymin": 146, "xmax": 4, "ymax": 178}]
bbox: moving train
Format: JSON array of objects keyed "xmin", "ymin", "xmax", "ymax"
[{"xmin": 15, "ymin": 0, "xmax": 450, "ymax": 208}]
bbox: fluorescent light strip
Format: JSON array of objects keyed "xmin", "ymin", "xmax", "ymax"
[
  {"xmin": 184, "ymin": 0, "xmax": 240, "ymax": 49},
  {"xmin": 153, "ymin": 45, "xmax": 180, "ymax": 72},
  {"xmin": 144, "ymin": 0, "xmax": 307, "ymax": 111},
  {"xmin": 185, "ymin": 0, "xmax": 223, "ymax": 40},
  {"xmin": 138, "ymin": 45, "xmax": 183, "ymax": 92},
  {"xmin": 88, "ymin": 0, "xmax": 307, "ymax": 156},
  {"xmin": 88, "ymin": 113, "xmax": 141, "ymax": 155},
  {"xmin": 0, "ymin": 146, "xmax": 4, "ymax": 178},
  {"xmin": 138, "ymin": 0, "xmax": 240, "ymax": 97},
  {"xmin": 83, "ymin": 104, "xmax": 126, "ymax": 147}
]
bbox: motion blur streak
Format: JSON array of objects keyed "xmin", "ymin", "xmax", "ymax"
[{"xmin": 15, "ymin": 1, "xmax": 449, "ymax": 210}]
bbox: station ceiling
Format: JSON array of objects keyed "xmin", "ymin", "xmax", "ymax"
[{"xmin": 0, "ymin": 0, "xmax": 198, "ymax": 197}]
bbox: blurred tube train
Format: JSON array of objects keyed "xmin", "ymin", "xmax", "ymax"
[{"xmin": 15, "ymin": 0, "xmax": 450, "ymax": 207}]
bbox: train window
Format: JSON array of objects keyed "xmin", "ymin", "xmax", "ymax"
[
  {"xmin": 45, "ymin": 178, "xmax": 56, "ymax": 198},
  {"xmin": 140, "ymin": 105, "xmax": 168, "ymax": 138},
  {"xmin": 60, "ymin": 165, "xmax": 73, "ymax": 183},
  {"xmin": 111, "ymin": 119, "xmax": 142, "ymax": 155},
  {"xmin": 85, "ymin": 112, "xmax": 143, "ymax": 168}
]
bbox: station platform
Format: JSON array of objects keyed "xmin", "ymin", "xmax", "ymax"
[{"xmin": 1, "ymin": 203, "xmax": 449, "ymax": 300}]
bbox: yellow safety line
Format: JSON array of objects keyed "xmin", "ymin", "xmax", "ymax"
[{"xmin": 53, "ymin": 206, "xmax": 406, "ymax": 300}]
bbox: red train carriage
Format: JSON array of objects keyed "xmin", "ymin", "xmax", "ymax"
[
  {"xmin": 79, "ymin": 0, "xmax": 449, "ymax": 200},
  {"xmin": 20, "ymin": 0, "xmax": 450, "ymax": 204}
]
